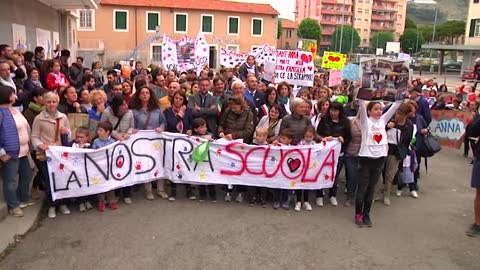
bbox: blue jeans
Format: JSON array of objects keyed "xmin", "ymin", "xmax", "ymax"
[
  {"xmin": 1, "ymin": 156, "xmax": 32, "ymax": 209},
  {"xmin": 344, "ymin": 156, "xmax": 360, "ymax": 199}
]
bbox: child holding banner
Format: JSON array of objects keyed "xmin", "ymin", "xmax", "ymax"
[{"xmin": 272, "ymin": 128, "xmax": 294, "ymax": 210}]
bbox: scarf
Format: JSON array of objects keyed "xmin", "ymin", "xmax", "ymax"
[
  {"xmin": 0, "ymin": 76, "xmax": 17, "ymax": 92},
  {"xmin": 278, "ymin": 96, "xmax": 288, "ymax": 105},
  {"xmin": 28, "ymin": 102, "xmax": 45, "ymax": 113},
  {"xmin": 172, "ymin": 107, "xmax": 184, "ymax": 133},
  {"xmin": 31, "ymin": 79, "xmax": 43, "ymax": 88},
  {"xmin": 267, "ymin": 118, "xmax": 279, "ymax": 138}
]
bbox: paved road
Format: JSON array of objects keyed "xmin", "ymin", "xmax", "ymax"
[{"xmin": 1, "ymin": 147, "xmax": 479, "ymax": 270}]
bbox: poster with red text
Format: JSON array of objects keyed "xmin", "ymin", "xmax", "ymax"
[{"xmin": 274, "ymin": 50, "xmax": 315, "ymax": 87}]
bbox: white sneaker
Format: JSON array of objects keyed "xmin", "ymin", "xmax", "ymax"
[
  {"xmin": 85, "ymin": 201, "xmax": 93, "ymax": 210},
  {"xmin": 294, "ymin": 202, "xmax": 301, "ymax": 211},
  {"xmin": 79, "ymin": 203, "xmax": 86, "ymax": 212},
  {"xmin": 59, "ymin": 204, "xmax": 70, "ymax": 215},
  {"xmin": 316, "ymin": 197, "xmax": 324, "ymax": 207},
  {"xmin": 124, "ymin": 197, "xmax": 132, "ymax": 204},
  {"xmin": 168, "ymin": 197, "xmax": 176, "ymax": 202},
  {"xmin": 411, "ymin": 190, "xmax": 419, "ymax": 198},
  {"xmin": 224, "ymin": 192, "xmax": 232, "ymax": 202},
  {"xmin": 330, "ymin": 197, "xmax": 338, "ymax": 206},
  {"xmin": 146, "ymin": 192, "xmax": 154, "ymax": 200},
  {"xmin": 383, "ymin": 196, "xmax": 391, "ymax": 206},
  {"xmin": 395, "ymin": 190, "xmax": 402, "ymax": 197},
  {"xmin": 303, "ymin": 202, "xmax": 312, "ymax": 211},
  {"xmin": 47, "ymin": 207, "xmax": 56, "ymax": 219},
  {"xmin": 235, "ymin": 193, "xmax": 243, "ymax": 203}
]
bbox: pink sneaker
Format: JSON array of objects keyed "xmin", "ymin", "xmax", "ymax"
[
  {"xmin": 98, "ymin": 201, "xmax": 106, "ymax": 212},
  {"xmin": 109, "ymin": 201, "xmax": 118, "ymax": 210},
  {"xmin": 355, "ymin": 214, "xmax": 364, "ymax": 227}
]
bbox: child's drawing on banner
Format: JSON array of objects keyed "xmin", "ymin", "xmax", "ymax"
[
  {"xmin": 36, "ymin": 28, "xmax": 51, "ymax": 58},
  {"xmin": 12, "ymin": 24, "xmax": 26, "ymax": 50}
]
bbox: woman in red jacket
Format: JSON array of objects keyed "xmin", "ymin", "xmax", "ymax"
[{"xmin": 46, "ymin": 59, "xmax": 69, "ymax": 93}]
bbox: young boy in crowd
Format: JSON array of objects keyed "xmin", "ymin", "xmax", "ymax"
[
  {"xmin": 191, "ymin": 118, "xmax": 216, "ymax": 202},
  {"xmin": 61, "ymin": 126, "xmax": 94, "ymax": 212},
  {"xmin": 92, "ymin": 121, "xmax": 118, "ymax": 211},
  {"xmin": 248, "ymin": 127, "xmax": 269, "ymax": 207},
  {"xmin": 273, "ymin": 128, "xmax": 294, "ymax": 210}
]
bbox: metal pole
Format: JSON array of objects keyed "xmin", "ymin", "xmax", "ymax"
[
  {"xmin": 350, "ymin": 19, "xmax": 354, "ymax": 54},
  {"xmin": 415, "ymin": 28, "xmax": 419, "ymax": 53},
  {"xmin": 429, "ymin": 7, "xmax": 438, "ymax": 72},
  {"xmin": 339, "ymin": 0, "xmax": 346, "ymax": 53}
]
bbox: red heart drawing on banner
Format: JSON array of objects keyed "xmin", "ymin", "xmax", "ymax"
[
  {"xmin": 62, "ymin": 152, "xmax": 68, "ymax": 158},
  {"xmin": 373, "ymin": 134, "xmax": 383, "ymax": 144},
  {"xmin": 163, "ymin": 57, "xmax": 166, "ymax": 61},
  {"xmin": 310, "ymin": 47, "xmax": 316, "ymax": 54},
  {"xmin": 203, "ymin": 48, "xmax": 207, "ymax": 52},
  {"xmin": 307, "ymin": 66, "xmax": 313, "ymax": 71},
  {"xmin": 287, "ymin": 158, "xmax": 301, "ymax": 173},
  {"xmin": 324, "ymin": 61, "xmax": 329, "ymax": 64},
  {"xmin": 300, "ymin": 54, "xmax": 313, "ymax": 63},
  {"xmin": 167, "ymin": 54, "xmax": 171, "ymax": 57}
]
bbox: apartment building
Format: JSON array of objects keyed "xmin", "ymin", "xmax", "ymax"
[
  {"xmin": 277, "ymin": 19, "xmax": 298, "ymax": 49},
  {"xmin": 465, "ymin": 0, "xmax": 480, "ymax": 46},
  {"xmin": 295, "ymin": 0, "xmax": 406, "ymax": 49},
  {"xmin": 75, "ymin": 0, "xmax": 278, "ymax": 68}
]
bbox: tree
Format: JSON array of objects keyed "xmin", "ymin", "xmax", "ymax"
[
  {"xmin": 297, "ymin": 18, "xmax": 322, "ymax": 44},
  {"xmin": 277, "ymin": 19, "xmax": 283, "ymax": 40},
  {"xmin": 436, "ymin": 20, "xmax": 466, "ymax": 44},
  {"xmin": 331, "ymin": 25, "xmax": 360, "ymax": 54},
  {"xmin": 419, "ymin": 25, "xmax": 433, "ymax": 42},
  {"xmin": 370, "ymin": 31, "xmax": 394, "ymax": 51},
  {"xmin": 399, "ymin": 29, "xmax": 425, "ymax": 53},
  {"xmin": 405, "ymin": 17, "xmax": 417, "ymax": 29}
]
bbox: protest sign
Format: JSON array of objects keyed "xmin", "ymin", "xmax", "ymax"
[
  {"xmin": 67, "ymin": 113, "xmax": 89, "ymax": 140},
  {"xmin": 328, "ymin": 69, "xmax": 342, "ymax": 87},
  {"xmin": 274, "ymin": 50, "xmax": 315, "ymax": 87},
  {"xmin": 321, "ymin": 51, "xmax": 347, "ymax": 70},
  {"xmin": 46, "ymin": 131, "xmax": 341, "ymax": 201},
  {"xmin": 194, "ymin": 32, "xmax": 210, "ymax": 74},
  {"xmin": 301, "ymin": 39, "xmax": 317, "ymax": 55},
  {"xmin": 429, "ymin": 110, "xmax": 473, "ymax": 149},
  {"xmin": 161, "ymin": 34, "xmax": 178, "ymax": 70},
  {"xmin": 219, "ymin": 47, "xmax": 248, "ymax": 68},
  {"xmin": 263, "ymin": 59, "xmax": 276, "ymax": 82},
  {"xmin": 386, "ymin": 42, "xmax": 400, "ymax": 54},
  {"xmin": 161, "ymin": 33, "xmax": 209, "ymax": 71},
  {"xmin": 341, "ymin": 63, "xmax": 360, "ymax": 81},
  {"xmin": 250, "ymin": 44, "xmax": 276, "ymax": 64}
]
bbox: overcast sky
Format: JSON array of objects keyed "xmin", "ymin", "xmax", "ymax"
[{"xmin": 228, "ymin": 0, "xmax": 296, "ymax": 20}]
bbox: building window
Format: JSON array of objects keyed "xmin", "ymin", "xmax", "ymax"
[
  {"xmin": 78, "ymin": 9, "xmax": 94, "ymax": 30},
  {"xmin": 151, "ymin": 45, "xmax": 162, "ymax": 62},
  {"xmin": 364, "ymin": 29, "xmax": 368, "ymax": 33},
  {"xmin": 358, "ymin": 8, "xmax": 363, "ymax": 13},
  {"xmin": 364, "ymin": 19, "xmax": 368, "ymax": 22},
  {"xmin": 363, "ymin": 39, "xmax": 367, "ymax": 43},
  {"xmin": 114, "ymin": 10, "xmax": 128, "ymax": 31},
  {"xmin": 175, "ymin": 13, "xmax": 188, "ymax": 33},
  {"xmin": 146, "ymin": 12, "xmax": 160, "ymax": 32},
  {"xmin": 286, "ymin": 29, "xmax": 292, "ymax": 38},
  {"xmin": 365, "ymin": 9, "xmax": 369, "ymax": 13},
  {"xmin": 227, "ymin": 45, "xmax": 239, "ymax": 52},
  {"xmin": 201, "ymin": 15, "xmax": 213, "ymax": 33},
  {"xmin": 470, "ymin": 19, "xmax": 480, "ymax": 37},
  {"xmin": 228, "ymin": 16, "xmax": 240, "ymax": 35},
  {"xmin": 252, "ymin": 18, "xmax": 263, "ymax": 36}
]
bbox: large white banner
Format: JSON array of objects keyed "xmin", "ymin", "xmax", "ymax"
[
  {"xmin": 274, "ymin": 50, "xmax": 315, "ymax": 87},
  {"xmin": 46, "ymin": 131, "xmax": 340, "ymax": 201},
  {"xmin": 219, "ymin": 46, "xmax": 248, "ymax": 68}
]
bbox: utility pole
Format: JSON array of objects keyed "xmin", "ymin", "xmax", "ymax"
[
  {"xmin": 429, "ymin": 7, "xmax": 438, "ymax": 72},
  {"xmin": 339, "ymin": 0, "xmax": 346, "ymax": 53}
]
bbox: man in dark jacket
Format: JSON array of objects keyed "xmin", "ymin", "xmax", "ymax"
[
  {"xmin": 466, "ymin": 112, "xmax": 480, "ymax": 236},
  {"xmin": 34, "ymin": 46, "xmax": 45, "ymax": 71},
  {"xmin": 69, "ymin": 56, "xmax": 85, "ymax": 88},
  {"xmin": 243, "ymin": 76, "xmax": 265, "ymax": 110},
  {"xmin": 409, "ymin": 87, "xmax": 432, "ymax": 125},
  {"xmin": 188, "ymin": 78, "xmax": 218, "ymax": 133}
]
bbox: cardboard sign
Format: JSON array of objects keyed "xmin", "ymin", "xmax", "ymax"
[
  {"xmin": 429, "ymin": 110, "xmax": 474, "ymax": 149},
  {"xmin": 321, "ymin": 51, "xmax": 347, "ymax": 70},
  {"xmin": 328, "ymin": 69, "xmax": 342, "ymax": 87},
  {"xmin": 46, "ymin": 131, "xmax": 341, "ymax": 200},
  {"xmin": 301, "ymin": 39, "xmax": 317, "ymax": 55},
  {"xmin": 274, "ymin": 50, "xmax": 315, "ymax": 87}
]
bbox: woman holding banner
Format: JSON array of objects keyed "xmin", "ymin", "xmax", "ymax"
[
  {"xmin": 31, "ymin": 91, "xmax": 71, "ymax": 218},
  {"xmin": 279, "ymin": 97, "xmax": 314, "ymax": 211},
  {"xmin": 130, "ymin": 86, "xmax": 168, "ymax": 200},
  {"xmin": 164, "ymin": 90, "xmax": 195, "ymax": 202}
]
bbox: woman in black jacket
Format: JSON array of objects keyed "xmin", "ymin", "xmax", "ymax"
[{"xmin": 316, "ymin": 101, "xmax": 351, "ymax": 207}]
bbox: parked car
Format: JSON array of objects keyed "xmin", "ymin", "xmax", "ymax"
[
  {"xmin": 462, "ymin": 68, "xmax": 476, "ymax": 82},
  {"xmin": 443, "ymin": 60, "xmax": 462, "ymax": 70}
]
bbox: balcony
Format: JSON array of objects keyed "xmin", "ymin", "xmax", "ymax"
[
  {"xmin": 377, "ymin": 0, "xmax": 398, "ymax": 2},
  {"xmin": 320, "ymin": 41, "xmax": 331, "ymax": 46},
  {"xmin": 322, "ymin": 29, "xmax": 334, "ymax": 36},
  {"xmin": 321, "ymin": 9, "xmax": 353, "ymax": 16},
  {"xmin": 370, "ymin": 24, "xmax": 395, "ymax": 31},
  {"xmin": 371, "ymin": 14, "xmax": 396, "ymax": 21},
  {"xmin": 322, "ymin": 0, "xmax": 354, "ymax": 5},
  {"xmin": 320, "ymin": 19, "xmax": 337, "ymax": 25},
  {"xmin": 372, "ymin": 5, "xmax": 397, "ymax": 13}
]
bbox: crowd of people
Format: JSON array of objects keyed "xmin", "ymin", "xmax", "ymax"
[{"xmin": 0, "ymin": 42, "xmax": 465, "ymax": 229}]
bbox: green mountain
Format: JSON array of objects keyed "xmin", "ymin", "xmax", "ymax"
[{"xmin": 407, "ymin": 0, "xmax": 468, "ymax": 25}]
